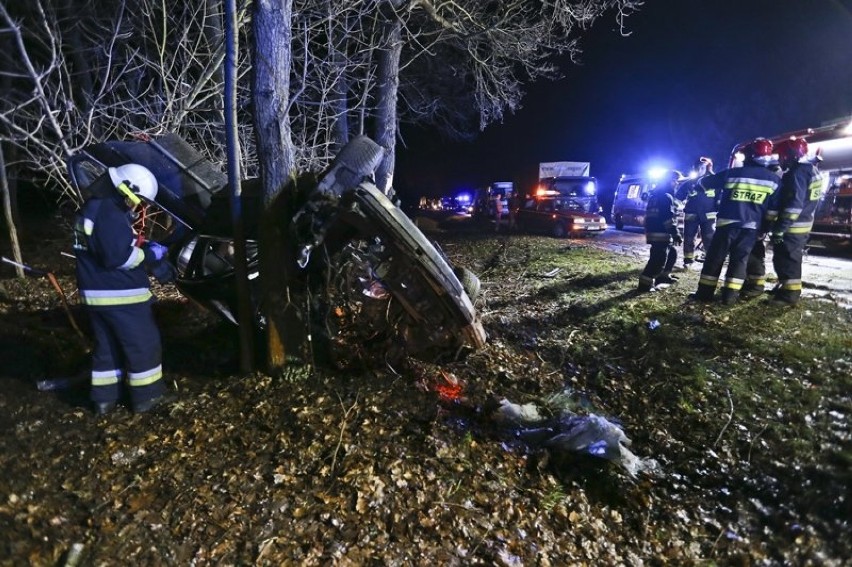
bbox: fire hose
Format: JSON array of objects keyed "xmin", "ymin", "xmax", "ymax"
[{"xmin": 1, "ymin": 255, "xmax": 90, "ymax": 348}]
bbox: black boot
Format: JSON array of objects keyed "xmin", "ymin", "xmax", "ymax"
[{"xmin": 720, "ymin": 288, "xmax": 740, "ymax": 305}]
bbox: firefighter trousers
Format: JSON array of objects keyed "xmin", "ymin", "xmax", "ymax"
[
  {"xmin": 743, "ymin": 237, "xmax": 767, "ymax": 296},
  {"xmin": 695, "ymin": 225, "xmax": 758, "ymax": 303},
  {"xmin": 772, "ymin": 232, "xmax": 808, "ymax": 303},
  {"xmin": 682, "ymin": 215, "xmax": 714, "ymax": 265},
  {"xmin": 88, "ymin": 301, "xmax": 165, "ymax": 408},
  {"xmin": 639, "ymin": 243, "xmax": 676, "ymax": 289}
]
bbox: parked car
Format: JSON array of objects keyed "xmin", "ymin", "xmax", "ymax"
[
  {"xmin": 516, "ymin": 194, "xmax": 607, "ymax": 237},
  {"xmin": 66, "ymin": 134, "xmax": 486, "ymax": 361}
]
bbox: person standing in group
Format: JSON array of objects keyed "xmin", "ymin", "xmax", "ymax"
[
  {"xmin": 692, "ymin": 138, "xmax": 780, "ymax": 304},
  {"xmin": 494, "ymin": 192, "xmax": 504, "ymax": 232},
  {"xmin": 638, "ymin": 170, "xmax": 683, "ymax": 293},
  {"xmin": 507, "ymin": 192, "xmax": 520, "ymax": 232},
  {"xmin": 675, "ymin": 156, "xmax": 718, "ymax": 268},
  {"xmin": 73, "ymin": 163, "xmax": 176, "ymax": 415},
  {"xmin": 770, "ymin": 137, "xmax": 824, "ymax": 305}
]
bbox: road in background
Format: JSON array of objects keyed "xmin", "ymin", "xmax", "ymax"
[{"xmin": 417, "ymin": 210, "xmax": 852, "ymax": 308}]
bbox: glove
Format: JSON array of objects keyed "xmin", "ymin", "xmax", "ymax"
[
  {"xmin": 771, "ymin": 231, "xmax": 785, "ymax": 246},
  {"xmin": 150, "ymin": 260, "xmax": 177, "ymax": 284},
  {"xmin": 672, "ymin": 233, "xmax": 683, "ymax": 246},
  {"xmin": 145, "ymin": 241, "xmax": 168, "ymax": 262}
]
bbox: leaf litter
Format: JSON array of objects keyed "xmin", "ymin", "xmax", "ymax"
[{"xmin": 0, "ymin": 220, "xmax": 850, "ymax": 565}]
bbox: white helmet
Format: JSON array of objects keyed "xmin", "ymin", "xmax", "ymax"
[{"xmin": 108, "ymin": 163, "xmax": 158, "ymax": 205}]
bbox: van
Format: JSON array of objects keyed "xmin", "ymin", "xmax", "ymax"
[
  {"xmin": 611, "ymin": 174, "xmax": 655, "ymax": 230},
  {"xmin": 473, "ymin": 181, "xmax": 513, "ymax": 219},
  {"xmin": 611, "ymin": 172, "xmax": 685, "ymax": 230}
]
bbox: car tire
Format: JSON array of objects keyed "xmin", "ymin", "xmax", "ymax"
[
  {"xmin": 454, "ymin": 266, "xmax": 481, "ymax": 302},
  {"xmin": 614, "ymin": 215, "xmax": 624, "ymax": 230},
  {"xmin": 552, "ymin": 222, "xmax": 567, "ymax": 238},
  {"xmin": 316, "ymin": 135, "xmax": 385, "ymax": 197}
]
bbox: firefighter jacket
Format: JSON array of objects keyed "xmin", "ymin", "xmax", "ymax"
[
  {"xmin": 644, "ymin": 187, "xmax": 679, "ymax": 244},
  {"xmin": 73, "ymin": 177, "xmax": 157, "ymax": 307},
  {"xmin": 675, "ymin": 176, "xmax": 718, "ymax": 219},
  {"xmin": 699, "ymin": 165, "xmax": 780, "ymax": 230},
  {"xmin": 773, "ymin": 161, "xmax": 824, "ymax": 236}
]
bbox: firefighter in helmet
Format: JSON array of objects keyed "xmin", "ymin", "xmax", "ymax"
[
  {"xmin": 638, "ymin": 170, "xmax": 683, "ymax": 292},
  {"xmin": 770, "ymin": 137, "xmax": 824, "ymax": 305},
  {"xmin": 73, "ymin": 163, "xmax": 176, "ymax": 415},
  {"xmin": 692, "ymin": 138, "xmax": 781, "ymax": 304},
  {"xmin": 675, "ymin": 156, "xmax": 717, "ymax": 268}
]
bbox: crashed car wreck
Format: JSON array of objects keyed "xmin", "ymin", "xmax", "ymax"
[{"xmin": 66, "ymin": 134, "xmax": 486, "ymax": 363}]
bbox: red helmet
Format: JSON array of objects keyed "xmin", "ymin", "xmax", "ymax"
[
  {"xmin": 775, "ymin": 137, "xmax": 809, "ymax": 167},
  {"xmin": 743, "ymin": 138, "xmax": 773, "ymax": 164}
]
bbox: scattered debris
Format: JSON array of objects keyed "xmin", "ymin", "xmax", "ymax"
[{"xmin": 493, "ymin": 394, "xmax": 659, "ymax": 477}]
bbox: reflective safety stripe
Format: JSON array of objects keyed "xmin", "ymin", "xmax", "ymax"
[
  {"xmin": 683, "ymin": 252, "xmax": 695, "ymax": 260},
  {"xmin": 684, "ymin": 213, "xmax": 698, "ymax": 221},
  {"xmin": 725, "ymin": 177, "xmax": 777, "ymax": 204},
  {"xmin": 80, "ymin": 288, "xmax": 152, "ymax": 306},
  {"xmin": 716, "ymin": 218, "xmax": 739, "ymax": 227},
  {"xmin": 779, "ymin": 279, "xmax": 802, "ymax": 291},
  {"xmin": 706, "ymin": 212, "xmax": 717, "ymax": 220},
  {"xmin": 699, "ymin": 274, "xmax": 719, "ymax": 287},
  {"xmin": 808, "ymin": 176, "xmax": 824, "ymax": 201},
  {"xmin": 128, "ymin": 365, "xmax": 163, "ymax": 387},
  {"xmin": 781, "ymin": 208, "xmax": 802, "ymax": 220},
  {"xmin": 92, "ymin": 369, "xmax": 121, "ymax": 386},
  {"xmin": 765, "ymin": 210, "xmax": 778, "ymax": 221},
  {"xmin": 724, "ymin": 277, "xmax": 744, "ymax": 290},
  {"xmin": 788, "ymin": 221, "xmax": 813, "ymax": 234},
  {"xmin": 746, "ymin": 276, "xmax": 766, "ymax": 286},
  {"xmin": 120, "ymin": 246, "xmax": 146, "ymax": 270}
]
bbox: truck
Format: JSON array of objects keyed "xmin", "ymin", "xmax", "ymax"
[
  {"xmin": 532, "ymin": 162, "xmax": 600, "ymax": 214},
  {"xmin": 538, "ymin": 161, "xmax": 591, "ymax": 178}
]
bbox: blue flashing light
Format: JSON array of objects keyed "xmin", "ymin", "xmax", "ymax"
[
  {"xmin": 648, "ymin": 167, "xmax": 667, "ymax": 180},
  {"xmin": 456, "ymin": 192, "xmax": 472, "ymax": 204}
]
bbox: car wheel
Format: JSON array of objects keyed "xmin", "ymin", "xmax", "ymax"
[
  {"xmin": 552, "ymin": 222, "xmax": 567, "ymax": 238},
  {"xmin": 454, "ymin": 266, "xmax": 481, "ymax": 302},
  {"xmin": 614, "ymin": 215, "xmax": 624, "ymax": 230}
]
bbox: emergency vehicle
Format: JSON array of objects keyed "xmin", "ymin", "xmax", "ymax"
[{"xmin": 735, "ymin": 118, "xmax": 852, "ymax": 245}]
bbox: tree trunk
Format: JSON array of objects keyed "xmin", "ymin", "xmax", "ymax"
[
  {"xmin": 372, "ymin": 19, "xmax": 402, "ymax": 195},
  {"xmin": 0, "ymin": 144, "xmax": 24, "ymax": 278},
  {"xmin": 328, "ymin": 1, "xmax": 350, "ymax": 154},
  {"xmin": 224, "ymin": 0, "xmax": 254, "ymax": 372},
  {"xmin": 251, "ymin": 0, "xmax": 301, "ymax": 372}
]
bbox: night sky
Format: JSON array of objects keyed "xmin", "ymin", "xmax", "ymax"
[{"xmin": 394, "ymin": 0, "xmax": 852, "ymax": 204}]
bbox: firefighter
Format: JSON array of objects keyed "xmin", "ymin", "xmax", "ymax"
[
  {"xmin": 741, "ymin": 162, "xmax": 783, "ymax": 299},
  {"xmin": 73, "ymin": 163, "xmax": 175, "ymax": 415},
  {"xmin": 675, "ymin": 157, "xmax": 717, "ymax": 268},
  {"xmin": 692, "ymin": 138, "xmax": 780, "ymax": 304},
  {"xmin": 638, "ymin": 170, "xmax": 683, "ymax": 292},
  {"xmin": 770, "ymin": 137, "xmax": 824, "ymax": 305}
]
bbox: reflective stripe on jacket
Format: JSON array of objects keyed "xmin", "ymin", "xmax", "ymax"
[
  {"xmin": 700, "ymin": 165, "xmax": 780, "ymax": 230},
  {"xmin": 73, "ymin": 182, "xmax": 153, "ymax": 307},
  {"xmin": 774, "ymin": 162, "xmax": 824, "ymax": 235}
]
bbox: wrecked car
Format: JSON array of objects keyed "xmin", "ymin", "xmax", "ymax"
[{"xmin": 66, "ymin": 134, "xmax": 486, "ymax": 362}]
